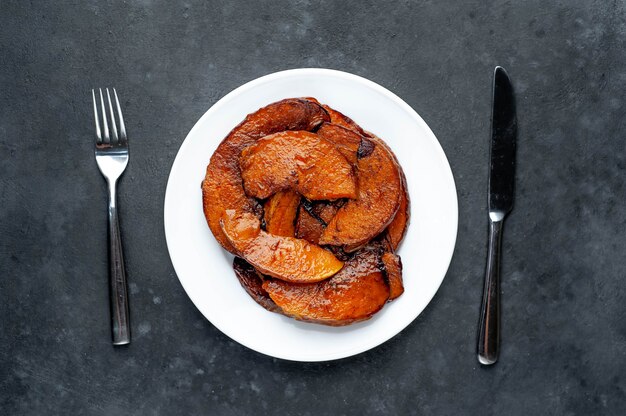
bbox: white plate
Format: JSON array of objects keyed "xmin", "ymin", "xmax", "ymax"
[{"xmin": 164, "ymin": 68, "xmax": 458, "ymax": 362}]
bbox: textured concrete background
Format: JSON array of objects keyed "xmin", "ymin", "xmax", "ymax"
[{"xmin": 1, "ymin": 0, "xmax": 625, "ymax": 415}]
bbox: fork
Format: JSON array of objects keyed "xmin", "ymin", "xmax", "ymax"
[{"xmin": 92, "ymin": 88, "xmax": 131, "ymax": 345}]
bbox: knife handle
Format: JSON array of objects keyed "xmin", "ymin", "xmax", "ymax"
[{"xmin": 477, "ymin": 218, "xmax": 503, "ymax": 365}]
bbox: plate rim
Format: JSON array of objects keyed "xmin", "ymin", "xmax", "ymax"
[{"xmin": 164, "ymin": 68, "xmax": 458, "ymax": 362}]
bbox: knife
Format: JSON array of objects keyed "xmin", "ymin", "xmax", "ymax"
[{"xmin": 477, "ymin": 66, "xmax": 517, "ymax": 365}]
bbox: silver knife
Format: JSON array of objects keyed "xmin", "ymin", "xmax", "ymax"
[{"xmin": 477, "ymin": 66, "xmax": 517, "ymax": 365}]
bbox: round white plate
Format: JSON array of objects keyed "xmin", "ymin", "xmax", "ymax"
[{"xmin": 164, "ymin": 68, "xmax": 458, "ymax": 362}]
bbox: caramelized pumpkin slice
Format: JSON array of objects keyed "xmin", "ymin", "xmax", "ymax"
[
  {"xmin": 316, "ymin": 123, "xmax": 362, "ymax": 164},
  {"xmin": 240, "ymin": 131, "xmax": 357, "ymax": 200},
  {"xmin": 233, "ymin": 257, "xmax": 283, "ymax": 313},
  {"xmin": 319, "ymin": 140, "xmax": 402, "ymax": 248},
  {"xmin": 385, "ymin": 184, "xmax": 410, "ymax": 250},
  {"xmin": 295, "ymin": 200, "xmax": 339, "ymax": 244},
  {"xmin": 295, "ymin": 207, "xmax": 323, "ymax": 244},
  {"xmin": 382, "ymin": 252, "xmax": 404, "ymax": 300},
  {"xmin": 202, "ymin": 98, "xmax": 329, "ymax": 253},
  {"xmin": 263, "ymin": 248, "xmax": 390, "ymax": 326},
  {"xmin": 221, "ymin": 210, "xmax": 343, "ymax": 283},
  {"xmin": 263, "ymin": 190, "xmax": 300, "ymax": 237},
  {"xmin": 367, "ymin": 134, "xmax": 410, "ymax": 250}
]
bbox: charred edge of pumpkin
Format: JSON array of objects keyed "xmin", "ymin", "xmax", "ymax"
[
  {"xmin": 378, "ymin": 251, "xmax": 392, "ymax": 288},
  {"xmin": 357, "ymin": 137, "xmax": 376, "ymax": 159},
  {"xmin": 290, "ymin": 195, "xmax": 300, "ymax": 232},
  {"xmin": 334, "ymin": 199, "xmax": 347, "ymax": 209},
  {"xmin": 300, "ymin": 98, "xmax": 330, "ymax": 129},
  {"xmin": 382, "ymin": 252, "xmax": 404, "ymax": 302},
  {"xmin": 370, "ymin": 247, "xmax": 392, "ymax": 291},
  {"xmin": 233, "ymin": 257, "xmax": 285, "ymax": 314},
  {"xmin": 326, "ymin": 245, "xmax": 350, "ymax": 262},
  {"xmin": 374, "ymin": 232, "xmax": 394, "ymax": 253},
  {"xmin": 301, "ymin": 198, "xmax": 327, "ymax": 226},
  {"xmin": 384, "ymin": 237, "xmax": 395, "ymax": 253}
]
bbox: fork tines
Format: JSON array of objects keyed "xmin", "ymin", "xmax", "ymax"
[{"xmin": 92, "ymin": 88, "xmax": 127, "ymax": 146}]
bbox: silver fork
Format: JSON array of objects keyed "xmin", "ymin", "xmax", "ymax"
[{"xmin": 92, "ymin": 88, "xmax": 131, "ymax": 345}]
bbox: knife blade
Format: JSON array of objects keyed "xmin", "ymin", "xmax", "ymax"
[
  {"xmin": 477, "ymin": 66, "xmax": 517, "ymax": 365},
  {"xmin": 488, "ymin": 67, "xmax": 517, "ymax": 218}
]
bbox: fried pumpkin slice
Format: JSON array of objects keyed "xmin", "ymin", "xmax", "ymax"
[
  {"xmin": 382, "ymin": 252, "xmax": 404, "ymax": 300},
  {"xmin": 367, "ymin": 134, "xmax": 410, "ymax": 250},
  {"xmin": 263, "ymin": 190, "xmax": 300, "ymax": 237},
  {"xmin": 385, "ymin": 184, "xmax": 410, "ymax": 250},
  {"xmin": 240, "ymin": 131, "xmax": 357, "ymax": 200},
  {"xmin": 316, "ymin": 123, "xmax": 363, "ymax": 164},
  {"xmin": 233, "ymin": 257, "xmax": 283, "ymax": 313},
  {"xmin": 202, "ymin": 98, "xmax": 329, "ymax": 253},
  {"xmin": 263, "ymin": 248, "xmax": 390, "ymax": 326},
  {"xmin": 220, "ymin": 210, "xmax": 343, "ymax": 283},
  {"xmin": 295, "ymin": 206, "xmax": 323, "ymax": 244},
  {"xmin": 295, "ymin": 200, "xmax": 339, "ymax": 244},
  {"xmin": 319, "ymin": 140, "xmax": 402, "ymax": 248}
]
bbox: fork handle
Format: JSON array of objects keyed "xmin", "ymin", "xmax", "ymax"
[
  {"xmin": 107, "ymin": 180, "xmax": 131, "ymax": 345},
  {"xmin": 477, "ymin": 218, "xmax": 503, "ymax": 365}
]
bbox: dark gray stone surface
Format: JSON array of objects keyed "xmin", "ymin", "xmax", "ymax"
[{"xmin": 1, "ymin": 0, "xmax": 625, "ymax": 414}]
